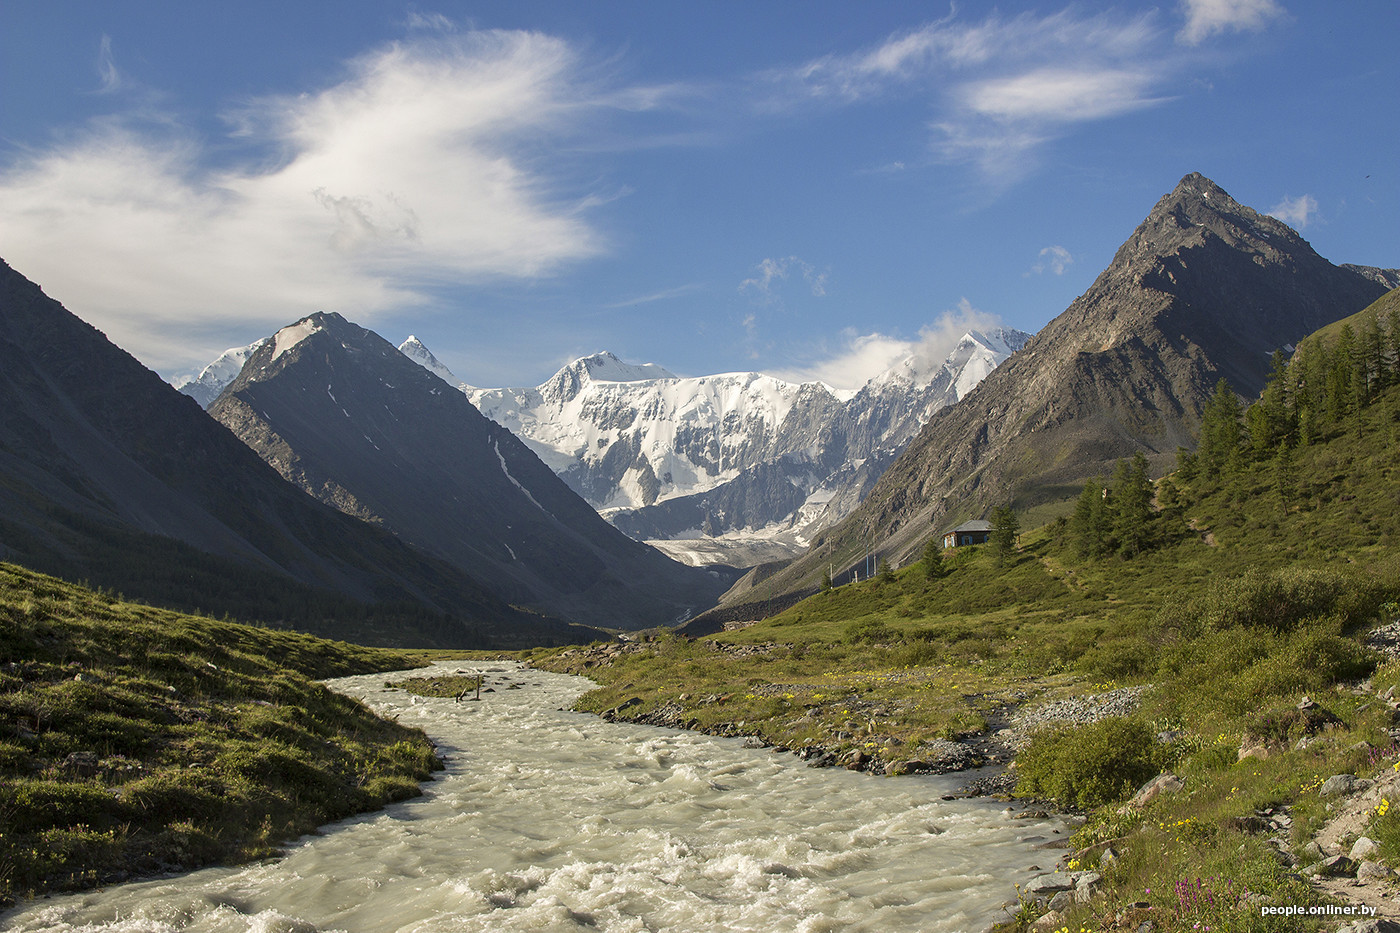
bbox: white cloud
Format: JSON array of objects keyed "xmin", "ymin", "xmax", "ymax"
[
  {"xmin": 777, "ymin": 298, "xmax": 1002, "ymax": 390},
  {"xmin": 1177, "ymin": 0, "xmax": 1285, "ymax": 45},
  {"xmin": 768, "ymin": 8, "xmax": 1189, "ymax": 185},
  {"xmin": 963, "ymin": 68, "xmax": 1161, "ymax": 122},
  {"xmin": 0, "ymin": 29, "xmax": 612, "ymax": 372},
  {"xmin": 740, "ymin": 255, "xmax": 828, "ymax": 300},
  {"xmin": 1031, "ymin": 245, "xmax": 1074, "ymax": 276},
  {"xmin": 1268, "ymin": 193, "xmax": 1318, "ymax": 230}
]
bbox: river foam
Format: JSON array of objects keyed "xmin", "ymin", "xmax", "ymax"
[{"xmin": 2, "ymin": 662, "xmax": 1062, "ymax": 932}]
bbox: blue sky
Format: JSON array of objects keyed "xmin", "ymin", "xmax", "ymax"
[{"xmin": 1, "ymin": 1, "xmax": 1395, "ymax": 389}]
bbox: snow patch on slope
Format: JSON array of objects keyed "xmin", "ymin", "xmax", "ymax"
[
  {"xmin": 492, "ymin": 439, "xmax": 552, "ymax": 519},
  {"xmin": 272, "ymin": 320, "xmax": 322, "ymax": 361}
]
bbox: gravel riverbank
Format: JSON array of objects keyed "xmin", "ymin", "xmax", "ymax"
[{"xmin": 526, "ymin": 646, "xmax": 1150, "ymax": 800}]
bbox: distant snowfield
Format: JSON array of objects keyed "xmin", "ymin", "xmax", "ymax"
[{"xmin": 645, "ymin": 529, "xmax": 810, "ymax": 568}]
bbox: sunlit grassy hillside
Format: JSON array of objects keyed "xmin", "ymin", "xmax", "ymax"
[{"xmin": 0, "ymin": 564, "xmax": 439, "ymax": 905}]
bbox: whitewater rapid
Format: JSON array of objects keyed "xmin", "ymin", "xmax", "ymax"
[{"xmin": 2, "ymin": 662, "xmax": 1064, "ymax": 932}]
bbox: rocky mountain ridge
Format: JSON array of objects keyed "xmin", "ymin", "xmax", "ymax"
[
  {"xmin": 714, "ymin": 172, "xmax": 1397, "ymax": 614},
  {"xmin": 208, "ymin": 313, "xmax": 732, "ymax": 629}
]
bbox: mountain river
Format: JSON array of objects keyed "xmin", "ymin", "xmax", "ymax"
[{"xmin": 2, "ymin": 662, "xmax": 1064, "ymax": 933}]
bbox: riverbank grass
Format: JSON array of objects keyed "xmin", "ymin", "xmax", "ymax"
[{"xmin": 0, "ymin": 562, "xmax": 442, "ymax": 905}]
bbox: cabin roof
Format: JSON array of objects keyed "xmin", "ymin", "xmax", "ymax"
[{"xmin": 944, "ymin": 519, "xmax": 993, "ymax": 534}]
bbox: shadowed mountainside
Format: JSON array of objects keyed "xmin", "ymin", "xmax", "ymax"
[{"xmin": 0, "ymin": 259, "xmax": 593, "ymax": 647}]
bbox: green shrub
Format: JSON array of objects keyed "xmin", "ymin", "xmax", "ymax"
[
  {"xmin": 0, "ymin": 780, "xmax": 126, "ymax": 834},
  {"xmin": 844, "ymin": 620, "xmax": 896, "ymax": 644},
  {"xmin": 1076, "ymin": 641, "xmax": 1155, "ymax": 680},
  {"xmin": 1165, "ymin": 567, "xmax": 1382, "ymax": 636},
  {"xmin": 1016, "ymin": 717, "xmax": 1162, "ymax": 809}
]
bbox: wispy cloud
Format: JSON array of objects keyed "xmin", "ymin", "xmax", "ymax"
[
  {"xmin": 0, "ymin": 28, "xmax": 621, "ymax": 372},
  {"xmin": 777, "ymin": 299, "xmax": 1002, "ymax": 390},
  {"xmin": 1030, "ymin": 245, "xmax": 1074, "ymax": 276},
  {"xmin": 605, "ymin": 283, "xmax": 703, "ymax": 308},
  {"xmin": 1268, "ymin": 193, "xmax": 1317, "ymax": 230},
  {"xmin": 404, "ymin": 10, "xmax": 458, "ymax": 33},
  {"xmin": 95, "ymin": 35, "xmax": 121, "ymax": 93},
  {"xmin": 1177, "ymin": 0, "xmax": 1285, "ymax": 45},
  {"xmin": 740, "ymin": 255, "xmax": 828, "ymax": 301},
  {"xmin": 763, "ymin": 5, "xmax": 1278, "ymax": 186}
]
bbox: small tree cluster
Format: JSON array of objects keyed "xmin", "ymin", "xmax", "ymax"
[
  {"xmin": 1175, "ymin": 305, "xmax": 1400, "ymax": 499},
  {"xmin": 1071, "ymin": 451, "xmax": 1175, "ymax": 559}
]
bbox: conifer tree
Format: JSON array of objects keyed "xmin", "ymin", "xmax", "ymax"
[
  {"xmin": 1326, "ymin": 325, "xmax": 1356, "ymax": 422},
  {"xmin": 990, "ymin": 505, "xmax": 1019, "ymax": 567},
  {"xmin": 1362, "ymin": 309, "xmax": 1388, "ymax": 392},
  {"xmin": 922, "ymin": 536, "xmax": 945, "ymax": 580},
  {"xmin": 1388, "ymin": 307, "xmax": 1400, "ymax": 381},
  {"xmin": 1174, "ymin": 446, "xmax": 1198, "ymax": 482},
  {"xmin": 1249, "ymin": 350, "xmax": 1293, "ymax": 456},
  {"xmin": 1072, "ymin": 479, "xmax": 1110, "ymax": 558},
  {"xmin": 1197, "ymin": 379, "xmax": 1242, "ymax": 472},
  {"xmin": 1112, "ymin": 452, "xmax": 1154, "ymax": 557}
]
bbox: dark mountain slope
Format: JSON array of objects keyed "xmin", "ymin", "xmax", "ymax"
[
  {"xmin": 0, "ymin": 259, "xmax": 584, "ymax": 647},
  {"xmin": 712, "ymin": 173, "xmax": 1394, "ymax": 618},
  {"xmin": 209, "ymin": 314, "xmax": 730, "ymax": 629}
]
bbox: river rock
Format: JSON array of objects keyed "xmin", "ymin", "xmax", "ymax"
[
  {"xmin": 1357, "ymin": 859, "xmax": 1395, "ymax": 883},
  {"xmin": 1303, "ymin": 854, "xmax": 1357, "ymax": 877},
  {"xmin": 1237, "ymin": 736, "xmax": 1282, "ymax": 761},
  {"xmin": 1024, "ymin": 873, "xmax": 1075, "ymax": 896},
  {"xmin": 63, "ymin": 750, "xmax": 100, "ymax": 777},
  {"xmin": 602, "ymin": 697, "xmax": 643, "ymax": 720},
  {"xmin": 1122, "ymin": 772, "xmax": 1184, "ymax": 811},
  {"xmin": 1350, "ymin": 836, "xmax": 1382, "ymax": 861},
  {"xmin": 1320, "ymin": 774, "xmax": 1359, "ymax": 796},
  {"xmin": 1029, "ymin": 909, "xmax": 1065, "ymax": 932}
]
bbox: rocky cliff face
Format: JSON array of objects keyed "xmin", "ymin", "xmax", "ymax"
[
  {"xmin": 724, "ymin": 173, "xmax": 1395, "ymax": 612},
  {"xmin": 210, "ymin": 315, "xmax": 731, "ymax": 629}
]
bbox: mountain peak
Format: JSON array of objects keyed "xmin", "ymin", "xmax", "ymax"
[
  {"xmin": 172, "ymin": 337, "xmax": 270, "ymax": 408},
  {"xmin": 568, "ymin": 351, "xmax": 677, "ymax": 383},
  {"xmin": 871, "ymin": 327, "xmax": 1030, "ymax": 391},
  {"xmin": 1142, "ymin": 172, "xmax": 1295, "ymax": 243},
  {"xmin": 398, "ymin": 335, "xmax": 474, "ymax": 392}
]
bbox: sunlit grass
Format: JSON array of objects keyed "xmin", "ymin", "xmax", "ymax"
[{"xmin": 0, "ymin": 562, "xmax": 440, "ymax": 905}]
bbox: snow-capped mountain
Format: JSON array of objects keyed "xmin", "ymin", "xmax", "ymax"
[
  {"xmin": 402, "ymin": 327, "xmax": 1030, "ymax": 563},
  {"xmin": 172, "ymin": 338, "xmax": 269, "ymax": 408},
  {"xmin": 467, "ymin": 352, "xmax": 841, "ymax": 510},
  {"xmin": 398, "ymin": 335, "xmax": 476, "ymax": 393}
]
